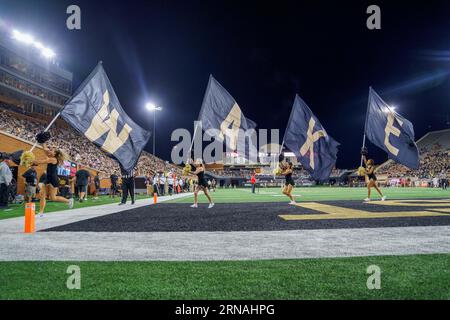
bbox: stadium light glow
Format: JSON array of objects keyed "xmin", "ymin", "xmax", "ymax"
[
  {"xmin": 145, "ymin": 102, "xmax": 162, "ymax": 111},
  {"xmin": 11, "ymin": 29, "xmax": 56, "ymax": 59},
  {"xmin": 41, "ymin": 47, "xmax": 55, "ymax": 58},
  {"xmin": 383, "ymin": 105, "xmax": 397, "ymax": 113}
]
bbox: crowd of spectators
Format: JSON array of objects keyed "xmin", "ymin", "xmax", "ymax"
[
  {"xmin": 0, "ymin": 108, "xmax": 184, "ymax": 178},
  {"xmin": 377, "ymin": 144, "xmax": 449, "ymax": 180}
]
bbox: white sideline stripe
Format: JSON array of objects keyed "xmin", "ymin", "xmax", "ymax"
[
  {"xmin": 0, "ymin": 193, "xmax": 193, "ymax": 233},
  {"xmin": 0, "ymin": 226, "xmax": 449, "ymax": 261}
]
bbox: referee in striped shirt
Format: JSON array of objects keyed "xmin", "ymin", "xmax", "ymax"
[{"xmin": 119, "ymin": 166, "xmax": 136, "ymax": 205}]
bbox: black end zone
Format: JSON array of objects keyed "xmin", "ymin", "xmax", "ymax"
[{"xmin": 43, "ymin": 200, "xmax": 450, "ymax": 232}]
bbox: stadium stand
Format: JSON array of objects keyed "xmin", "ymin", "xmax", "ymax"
[{"xmin": 376, "ymin": 129, "xmax": 450, "ymax": 186}]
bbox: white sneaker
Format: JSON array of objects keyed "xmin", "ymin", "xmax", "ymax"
[
  {"xmin": 208, "ymin": 203, "xmax": 215, "ymax": 209},
  {"xmin": 190, "ymin": 204, "xmax": 198, "ymax": 208},
  {"xmin": 364, "ymin": 198, "xmax": 371, "ymax": 202},
  {"xmin": 289, "ymin": 201, "xmax": 296, "ymax": 205},
  {"xmin": 381, "ymin": 196, "xmax": 386, "ymax": 201},
  {"xmin": 68, "ymin": 198, "xmax": 74, "ymax": 209}
]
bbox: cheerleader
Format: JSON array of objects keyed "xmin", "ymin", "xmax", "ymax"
[
  {"xmin": 281, "ymin": 161, "xmax": 296, "ymax": 204},
  {"xmin": 362, "ymin": 155, "xmax": 386, "ymax": 202},
  {"xmin": 32, "ymin": 144, "xmax": 74, "ymax": 216},
  {"xmin": 189, "ymin": 159, "xmax": 214, "ymax": 209}
]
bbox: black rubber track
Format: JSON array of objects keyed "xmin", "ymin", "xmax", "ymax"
[{"xmin": 43, "ymin": 200, "xmax": 450, "ymax": 232}]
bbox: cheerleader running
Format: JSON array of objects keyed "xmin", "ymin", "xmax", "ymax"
[
  {"xmin": 32, "ymin": 144, "xmax": 74, "ymax": 216},
  {"xmin": 362, "ymin": 155, "xmax": 386, "ymax": 202},
  {"xmin": 281, "ymin": 161, "xmax": 296, "ymax": 205},
  {"xmin": 190, "ymin": 159, "xmax": 214, "ymax": 209}
]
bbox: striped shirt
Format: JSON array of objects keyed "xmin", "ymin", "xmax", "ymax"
[{"xmin": 121, "ymin": 168, "xmax": 136, "ymax": 179}]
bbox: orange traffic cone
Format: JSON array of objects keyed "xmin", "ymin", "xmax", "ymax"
[{"xmin": 153, "ymin": 193, "xmax": 158, "ymax": 204}]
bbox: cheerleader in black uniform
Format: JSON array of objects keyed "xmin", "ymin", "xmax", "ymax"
[
  {"xmin": 362, "ymin": 155, "xmax": 386, "ymax": 202},
  {"xmin": 190, "ymin": 159, "xmax": 214, "ymax": 209},
  {"xmin": 32, "ymin": 144, "xmax": 74, "ymax": 216},
  {"xmin": 281, "ymin": 161, "xmax": 296, "ymax": 204}
]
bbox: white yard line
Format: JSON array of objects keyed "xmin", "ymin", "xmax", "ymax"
[
  {"xmin": 0, "ymin": 193, "xmax": 193, "ymax": 233},
  {"xmin": 0, "ymin": 226, "xmax": 449, "ymax": 261}
]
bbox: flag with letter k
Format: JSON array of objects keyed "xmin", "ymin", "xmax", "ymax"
[
  {"xmin": 60, "ymin": 62, "xmax": 151, "ymax": 172},
  {"xmin": 365, "ymin": 87, "xmax": 419, "ymax": 169},
  {"xmin": 284, "ymin": 94, "xmax": 340, "ymax": 181}
]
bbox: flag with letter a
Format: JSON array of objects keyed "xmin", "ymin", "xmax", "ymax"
[
  {"xmin": 284, "ymin": 94, "xmax": 340, "ymax": 181},
  {"xmin": 60, "ymin": 62, "xmax": 151, "ymax": 172},
  {"xmin": 365, "ymin": 87, "xmax": 419, "ymax": 169},
  {"xmin": 198, "ymin": 75, "xmax": 257, "ymax": 155}
]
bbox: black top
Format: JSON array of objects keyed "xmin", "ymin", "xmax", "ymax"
[
  {"xmin": 22, "ymin": 168, "xmax": 37, "ymax": 185},
  {"xmin": 197, "ymin": 168, "xmax": 208, "ymax": 187},
  {"xmin": 46, "ymin": 162, "xmax": 58, "ymax": 179},
  {"xmin": 197, "ymin": 170, "xmax": 205, "ymax": 181},
  {"xmin": 367, "ymin": 166, "xmax": 377, "ymax": 180},
  {"xmin": 76, "ymin": 169, "xmax": 90, "ymax": 186},
  {"xmin": 110, "ymin": 174, "xmax": 118, "ymax": 183},
  {"xmin": 285, "ymin": 170, "xmax": 295, "ymax": 186}
]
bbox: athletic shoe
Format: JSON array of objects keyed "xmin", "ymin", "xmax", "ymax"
[
  {"xmin": 190, "ymin": 204, "xmax": 198, "ymax": 208},
  {"xmin": 38, "ymin": 213, "xmax": 44, "ymax": 218},
  {"xmin": 68, "ymin": 198, "xmax": 74, "ymax": 209},
  {"xmin": 381, "ymin": 196, "xmax": 386, "ymax": 201},
  {"xmin": 118, "ymin": 202, "xmax": 125, "ymax": 206},
  {"xmin": 364, "ymin": 198, "xmax": 371, "ymax": 202},
  {"xmin": 208, "ymin": 203, "xmax": 215, "ymax": 209},
  {"xmin": 289, "ymin": 201, "xmax": 296, "ymax": 205},
  {"xmin": 131, "ymin": 201, "xmax": 135, "ymax": 205}
]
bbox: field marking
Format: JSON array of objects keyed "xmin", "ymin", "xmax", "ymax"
[
  {"xmin": 1, "ymin": 226, "xmax": 449, "ymax": 261},
  {"xmin": 280, "ymin": 201, "xmax": 450, "ymax": 220},
  {"xmin": 368, "ymin": 199, "xmax": 450, "ymax": 207}
]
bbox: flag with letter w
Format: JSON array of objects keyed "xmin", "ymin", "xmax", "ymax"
[
  {"xmin": 284, "ymin": 94, "xmax": 340, "ymax": 181},
  {"xmin": 365, "ymin": 87, "xmax": 419, "ymax": 169},
  {"xmin": 60, "ymin": 62, "xmax": 151, "ymax": 172},
  {"xmin": 198, "ymin": 75, "xmax": 257, "ymax": 155}
]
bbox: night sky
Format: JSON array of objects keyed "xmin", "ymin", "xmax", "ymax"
[{"xmin": 1, "ymin": 0, "xmax": 449, "ymax": 168}]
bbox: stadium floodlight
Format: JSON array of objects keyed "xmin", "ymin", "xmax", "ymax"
[
  {"xmin": 11, "ymin": 29, "xmax": 56, "ymax": 59},
  {"xmin": 145, "ymin": 102, "xmax": 162, "ymax": 155},
  {"xmin": 12, "ymin": 29, "xmax": 34, "ymax": 44},
  {"xmin": 33, "ymin": 41, "xmax": 44, "ymax": 50},
  {"xmin": 145, "ymin": 102, "xmax": 162, "ymax": 111},
  {"xmin": 41, "ymin": 47, "xmax": 55, "ymax": 59}
]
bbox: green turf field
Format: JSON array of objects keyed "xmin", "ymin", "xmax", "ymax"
[
  {"xmin": 0, "ymin": 254, "xmax": 448, "ymax": 300},
  {"xmin": 1, "ymin": 187, "xmax": 448, "ymax": 220},
  {"xmin": 0, "ymin": 194, "xmax": 149, "ymax": 220},
  {"xmin": 168, "ymin": 187, "xmax": 450, "ymax": 203}
]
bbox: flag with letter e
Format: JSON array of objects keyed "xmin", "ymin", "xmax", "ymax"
[
  {"xmin": 198, "ymin": 75, "xmax": 256, "ymax": 154},
  {"xmin": 284, "ymin": 94, "xmax": 340, "ymax": 181},
  {"xmin": 60, "ymin": 62, "xmax": 151, "ymax": 172},
  {"xmin": 365, "ymin": 87, "xmax": 419, "ymax": 169}
]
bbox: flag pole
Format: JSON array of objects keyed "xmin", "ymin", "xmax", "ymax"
[
  {"xmin": 29, "ymin": 111, "xmax": 61, "ymax": 152},
  {"xmin": 186, "ymin": 121, "xmax": 199, "ymax": 162},
  {"xmin": 360, "ymin": 86, "xmax": 372, "ymax": 166}
]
